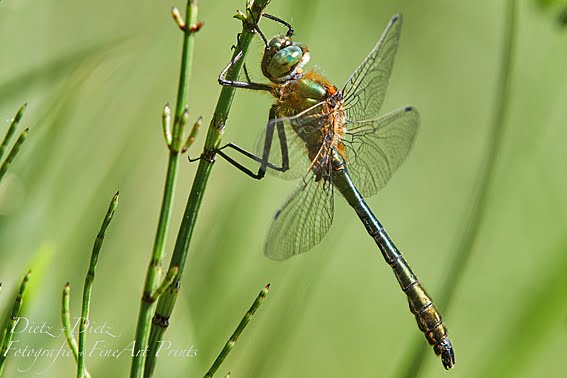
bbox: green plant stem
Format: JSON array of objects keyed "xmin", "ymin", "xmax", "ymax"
[
  {"xmin": 399, "ymin": 1, "xmax": 517, "ymax": 376},
  {"xmin": 149, "ymin": 267, "xmax": 179, "ymax": 302},
  {"xmin": 203, "ymin": 284, "xmax": 270, "ymax": 378},
  {"xmin": 143, "ymin": 1, "xmax": 271, "ymax": 376},
  {"xmin": 0, "ymin": 271, "xmax": 31, "ymax": 377},
  {"xmin": 0, "ymin": 104, "xmax": 26, "ymax": 161},
  {"xmin": 0, "ymin": 128, "xmax": 29, "ymax": 182},
  {"xmin": 130, "ymin": 2, "xmax": 200, "ymax": 377},
  {"xmin": 77, "ymin": 192, "xmax": 119, "ymax": 378},
  {"xmin": 62, "ymin": 284, "xmax": 91, "ymax": 378}
]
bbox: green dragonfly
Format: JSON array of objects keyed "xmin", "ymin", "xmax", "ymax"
[{"xmin": 214, "ymin": 13, "xmax": 455, "ymax": 369}]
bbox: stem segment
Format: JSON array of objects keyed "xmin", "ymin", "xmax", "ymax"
[
  {"xmin": 62, "ymin": 284, "xmax": 92, "ymax": 378},
  {"xmin": 143, "ymin": 1, "xmax": 271, "ymax": 376},
  {"xmin": 203, "ymin": 284, "xmax": 270, "ymax": 378},
  {"xmin": 0, "ymin": 128, "xmax": 29, "ymax": 182},
  {"xmin": 130, "ymin": 1, "xmax": 200, "ymax": 377},
  {"xmin": 0, "ymin": 104, "xmax": 26, "ymax": 161},
  {"xmin": 0, "ymin": 271, "xmax": 31, "ymax": 377},
  {"xmin": 77, "ymin": 192, "xmax": 119, "ymax": 378}
]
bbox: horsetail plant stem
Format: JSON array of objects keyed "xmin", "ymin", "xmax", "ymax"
[
  {"xmin": 130, "ymin": 1, "xmax": 201, "ymax": 377},
  {"xmin": 77, "ymin": 192, "xmax": 119, "ymax": 378},
  {"xmin": 0, "ymin": 128, "xmax": 28, "ymax": 182},
  {"xmin": 0, "ymin": 104, "xmax": 26, "ymax": 161},
  {"xmin": 0, "ymin": 104, "xmax": 28, "ymax": 183},
  {"xmin": 0, "ymin": 271, "xmax": 31, "ymax": 377},
  {"xmin": 149, "ymin": 267, "xmax": 179, "ymax": 302},
  {"xmin": 203, "ymin": 284, "xmax": 270, "ymax": 378},
  {"xmin": 0, "ymin": 125, "xmax": 29, "ymax": 183},
  {"xmin": 143, "ymin": 1, "xmax": 271, "ymax": 376},
  {"xmin": 400, "ymin": 1, "xmax": 518, "ymax": 376},
  {"xmin": 62, "ymin": 284, "xmax": 91, "ymax": 378}
]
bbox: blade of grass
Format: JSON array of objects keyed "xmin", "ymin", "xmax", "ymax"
[
  {"xmin": 130, "ymin": 1, "xmax": 200, "ymax": 377},
  {"xmin": 77, "ymin": 192, "xmax": 119, "ymax": 378},
  {"xmin": 0, "ymin": 271, "xmax": 31, "ymax": 377},
  {"xmin": 143, "ymin": 1, "xmax": 271, "ymax": 376},
  {"xmin": 62, "ymin": 284, "xmax": 92, "ymax": 378},
  {"xmin": 203, "ymin": 284, "xmax": 270, "ymax": 378},
  {"xmin": 399, "ymin": 0, "xmax": 518, "ymax": 375}
]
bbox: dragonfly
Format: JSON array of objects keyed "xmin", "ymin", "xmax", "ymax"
[{"xmin": 214, "ymin": 13, "xmax": 455, "ymax": 369}]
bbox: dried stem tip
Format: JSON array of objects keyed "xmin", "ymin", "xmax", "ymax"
[
  {"xmin": 189, "ymin": 21, "xmax": 204, "ymax": 32},
  {"xmin": 182, "ymin": 116, "xmax": 202, "ymax": 153},
  {"xmin": 171, "ymin": 7, "xmax": 186, "ymax": 30}
]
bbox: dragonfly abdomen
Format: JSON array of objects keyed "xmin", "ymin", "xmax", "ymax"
[
  {"xmin": 332, "ymin": 166, "xmax": 455, "ymax": 369},
  {"xmin": 372, "ymin": 223, "xmax": 453, "ymax": 367}
]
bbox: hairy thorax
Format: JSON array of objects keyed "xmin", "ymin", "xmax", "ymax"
[{"xmin": 272, "ymin": 70, "xmax": 348, "ymax": 168}]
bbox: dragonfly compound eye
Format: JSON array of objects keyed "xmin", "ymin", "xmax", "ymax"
[
  {"xmin": 267, "ymin": 45, "xmax": 304, "ymax": 78},
  {"xmin": 262, "ymin": 36, "xmax": 310, "ymax": 83}
]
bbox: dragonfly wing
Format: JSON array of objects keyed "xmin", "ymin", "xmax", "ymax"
[
  {"xmin": 342, "ymin": 14, "xmax": 402, "ymax": 122},
  {"xmin": 254, "ymin": 102, "xmax": 331, "ymax": 180},
  {"xmin": 264, "ymin": 165, "xmax": 335, "ymax": 260},
  {"xmin": 343, "ymin": 106, "xmax": 419, "ymax": 198}
]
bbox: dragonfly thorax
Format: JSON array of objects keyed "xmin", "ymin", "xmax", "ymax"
[{"xmin": 262, "ymin": 35, "xmax": 310, "ymax": 83}]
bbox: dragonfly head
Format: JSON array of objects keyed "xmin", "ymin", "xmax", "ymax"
[{"xmin": 262, "ymin": 35, "xmax": 310, "ymax": 83}]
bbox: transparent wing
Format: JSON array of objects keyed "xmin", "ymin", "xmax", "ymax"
[
  {"xmin": 264, "ymin": 163, "xmax": 335, "ymax": 261},
  {"xmin": 342, "ymin": 14, "xmax": 402, "ymax": 122},
  {"xmin": 254, "ymin": 102, "xmax": 332, "ymax": 180},
  {"xmin": 343, "ymin": 106, "xmax": 419, "ymax": 198}
]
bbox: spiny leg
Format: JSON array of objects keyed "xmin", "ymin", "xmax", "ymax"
[
  {"xmin": 231, "ymin": 33, "xmax": 253, "ymax": 84},
  {"xmin": 218, "ymin": 49, "xmax": 272, "ymax": 91},
  {"xmin": 216, "ymin": 106, "xmax": 289, "ymax": 180},
  {"xmin": 263, "ymin": 13, "xmax": 294, "ymax": 37}
]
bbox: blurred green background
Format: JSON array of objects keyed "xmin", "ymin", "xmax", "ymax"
[{"xmin": 1, "ymin": 0, "xmax": 567, "ymax": 377}]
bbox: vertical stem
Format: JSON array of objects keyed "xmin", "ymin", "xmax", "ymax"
[
  {"xmin": 62, "ymin": 284, "xmax": 92, "ymax": 378},
  {"xmin": 143, "ymin": 1, "xmax": 271, "ymax": 376},
  {"xmin": 203, "ymin": 284, "xmax": 270, "ymax": 378},
  {"xmin": 399, "ymin": 1, "xmax": 517, "ymax": 376},
  {"xmin": 0, "ymin": 271, "xmax": 31, "ymax": 377},
  {"xmin": 77, "ymin": 192, "xmax": 119, "ymax": 378},
  {"xmin": 129, "ymin": 1, "xmax": 199, "ymax": 377}
]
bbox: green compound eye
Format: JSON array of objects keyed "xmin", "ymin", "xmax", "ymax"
[{"xmin": 267, "ymin": 45, "xmax": 303, "ymax": 78}]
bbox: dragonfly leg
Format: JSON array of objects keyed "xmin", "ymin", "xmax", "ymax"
[
  {"xmin": 231, "ymin": 33, "xmax": 252, "ymax": 83},
  {"xmin": 216, "ymin": 106, "xmax": 290, "ymax": 180},
  {"xmin": 263, "ymin": 13, "xmax": 294, "ymax": 37},
  {"xmin": 218, "ymin": 49, "xmax": 272, "ymax": 92}
]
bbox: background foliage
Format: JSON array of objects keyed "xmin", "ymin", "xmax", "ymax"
[{"xmin": 1, "ymin": 0, "xmax": 566, "ymax": 377}]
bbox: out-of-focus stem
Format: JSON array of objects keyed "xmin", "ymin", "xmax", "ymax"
[
  {"xmin": 399, "ymin": 1, "xmax": 518, "ymax": 376},
  {"xmin": 77, "ymin": 192, "xmax": 119, "ymax": 378}
]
